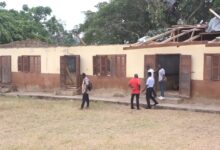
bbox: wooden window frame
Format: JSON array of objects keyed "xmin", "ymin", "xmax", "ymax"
[
  {"xmin": 18, "ymin": 55, "xmax": 41, "ymax": 73},
  {"xmin": 93, "ymin": 54, "xmax": 126, "ymax": 77},
  {"xmin": 204, "ymin": 54, "xmax": 220, "ymax": 81}
]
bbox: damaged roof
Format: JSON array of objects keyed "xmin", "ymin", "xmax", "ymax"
[{"xmin": 124, "ymin": 24, "xmax": 220, "ymax": 50}]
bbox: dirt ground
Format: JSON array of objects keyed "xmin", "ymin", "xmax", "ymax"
[{"xmin": 0, "ymin": 97, "xmax": 220, "ymax": 150}]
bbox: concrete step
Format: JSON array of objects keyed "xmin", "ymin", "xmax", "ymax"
[
  {"xmin": 156, "ymin": 96, "xmax": 184, "ymax": 104},
  {"xmin": 55, "ymin": 88, "xmax": 79, "ymax": 96},
  {"xmin": 0, "ymin": 84, "xmax": 17, "ymax": 93}
]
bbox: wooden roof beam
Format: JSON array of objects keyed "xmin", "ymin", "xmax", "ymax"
[
  {"xmin": 183, "ymin": 35, "xmax": 201, "ymax": 42},
  {"xmin": 160, "ymin": 28, "xmax": 200, "ymax": 44},
  {"xmin": 141, "ymin": 29, "xmax": 176, "ymax": 44}
]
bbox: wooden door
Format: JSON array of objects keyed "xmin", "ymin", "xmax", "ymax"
[
  {"xmin": 75, "ymin": 55, "xmax": 80, "ymax": 88},
  {"xmin": 144, "ymin": 55, "xmax": 156, "ymax": 78},
  {"xmin": 0, "ymin": 56, "xmax": 11, "ymax": 84},
  {"xmin": 179, "ymin": 55, "xmax": 191, "ymax": 98},
  {"xmin": 60, "ymin": 55, "xmax": 80, "ymax": 88},
  {"xmin": 60, "ymin": 56, "xmax": 66, "ymax": 88}
]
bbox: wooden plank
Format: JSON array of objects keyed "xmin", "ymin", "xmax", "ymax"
[
  {"xmin": 161, "ymin": 29, "xmax": 198, "ymax": 44},
  {"xmin": 184, "ymin": 35, "xmax": 200, "ymax": 42},
  {"xmin": 209, "ymin": 9, "xmax": 220, "ymax": 20},
  {"xmin": 141, "ymin": 29, "xmax": 175, "ymax": 44},
  {"xmin": 179, "ymin": 55, "xmax": 191, "ymax": 98}
]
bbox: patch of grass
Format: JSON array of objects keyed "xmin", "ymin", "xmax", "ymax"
[{"xmin": 0, "ymin": 97, "xmax": 220, "ymax": 150}]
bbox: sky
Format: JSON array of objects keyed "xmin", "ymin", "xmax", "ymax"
[{"xmin": 4, "ymin": 0, "xmax": 109, "ymax": 30}]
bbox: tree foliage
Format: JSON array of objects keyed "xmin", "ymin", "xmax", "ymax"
[
  {"xmin": 80, "ymin": 0, "xmax": 220, "ymax": 44},
  {"xmin": 0, "ymin": 1, "xmax": 76, "ymax": 45}
]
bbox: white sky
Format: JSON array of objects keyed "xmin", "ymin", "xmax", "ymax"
[{"xmin": 4, "ymin": 0, "xmax": 109, "ymax": 30}]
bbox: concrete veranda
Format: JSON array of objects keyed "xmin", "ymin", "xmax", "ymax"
[{"xmin": 2, "ymin": 90, "xmax": 220, "ymax": 114}]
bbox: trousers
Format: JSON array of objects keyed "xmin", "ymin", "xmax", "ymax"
[
  {"xmin": 81, "ymin": 93, "xmax": 89, "ymax": 109},
  {"xmin": 131, "ymin": 94, "xmax": 140, "ymax": 109}
]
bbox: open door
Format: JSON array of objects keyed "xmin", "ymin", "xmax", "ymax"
[
  {"xmin": 60, "ymin": 55, "xmax": 80, "ymax": 88},
  {"xmin": 144, "ymin": 55, "xmax": 156, "ymax": 78},
  {"xmin": 179, "ymin": 55, "xmax": 191, "ymax": 98},
  {"xmin": 0, "ymin": 56, "xmax": 11, "ymax": 84},
  {"xmin": 144, "ymin": 55, "xmax": 157, "ymax": 92}
]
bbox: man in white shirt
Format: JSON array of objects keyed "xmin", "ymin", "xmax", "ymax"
[
  {"xmin": 158, "ymin": 64, "xmax": 166, "ymax": 100},
  {"xmin": 147, "ymin": 65, "xmax": 156, "ymax": 98},
  {"xmin": 142, "ymin": 72, "xmax": 158, "ymax": 109}
]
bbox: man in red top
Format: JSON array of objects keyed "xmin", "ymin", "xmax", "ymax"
[{"xmin": 128, "ymin": 74, "xmax": 141, "ymax": 109}]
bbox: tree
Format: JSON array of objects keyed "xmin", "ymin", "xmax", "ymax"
[
  {"xmin": 80, "ymin": 0, "xmax": 151, "ymax": 44},
  {"xmin": 80, "ymin": 0, "xmax": 220, "ymax": 45},
  {"xmin": 0, "ymin": 2, "xmax": 77, "ymax": 45}
]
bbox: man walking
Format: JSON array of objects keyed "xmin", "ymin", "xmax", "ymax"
[
  {"xmin": 80, "ymin": 73, "xmax": 90, "ymax": 109},
  {"xmin": 128, "ymin": 74, "xmax": 140, "ymax": 109},
  {"xmin": 142, "ymin": 72, "xmax": 158, "ymax": 109},
  {"xmin": 147, "ymin": 65, "xmax": 156, "ymax": 98}
]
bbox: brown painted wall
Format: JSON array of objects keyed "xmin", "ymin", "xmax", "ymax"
[
  {"xmin": 11, "ymin": 72, "xmax": 220, "ymax": 100},
  {"xmin": 89, "ymin": 76, "xmax": 131, "ymax": 90},
  {"xmin": 12, "ymin": 72, "xmax": 60, "ymax": 90},
  {"xmin": 192, "ymin": 80, "xmax": 220, "ymax": 99}
]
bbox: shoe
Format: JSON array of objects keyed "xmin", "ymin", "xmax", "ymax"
[
  {"xmin": 154, "ymin": 102, "xmax": 159, "ymax": 106},
  {"xmin": 158, "ymin": 96, "xmax": 164, "ymax": 100},
  {"xmin": 137, "ymin": 108, "xmax": 140, "ymax": 110},
  {"xmin": 131, "ymin": 107, "xmax": 135, "ymax": 109},
  {"xmin": 145, "ymin": 107, "xmax": 151, "ymax": 109}
]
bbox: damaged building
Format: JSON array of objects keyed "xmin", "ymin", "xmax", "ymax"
[{"xmin": 0, "ymin": 19, "xmax": 220, "ymax": 100}]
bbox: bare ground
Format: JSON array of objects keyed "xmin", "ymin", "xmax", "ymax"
[{"xmin": 0, "ymin": 97, "xmax": 220, "ymax": 150}]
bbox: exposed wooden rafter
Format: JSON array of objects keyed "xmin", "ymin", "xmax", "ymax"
[
  {"xmin": 183, "ymin": 35, "xmax": 200, "ymax": 42},
  {"xmin": 160, "ymin": 28, "xmax": 200, "ymax": 44},
  {"xmin": 141, "ymin": 29, "xmax": 176, "ymax": 44}
]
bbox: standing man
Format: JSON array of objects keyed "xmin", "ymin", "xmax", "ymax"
[
  {"xmin": 158, "ymin": 64, "xmax": 166, "ymax": 100},
  {"xmin": 81, "ymin": 73, "xmax": 90, "ymax": 109},
  {"xmin": 147, "ymin": 65, "xmax": 156, "ymax": 98},
  {"xmin": 128, "ymin": 74, "xmax": 141, "ymax": 110},
  {"xmin": 142, "ymin": 72, "xmax": 158, "ymax": 109}
]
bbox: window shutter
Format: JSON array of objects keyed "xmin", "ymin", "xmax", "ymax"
[
  {"xmin": 18, "ymin": 56, "xmax": 23, "ymax": 72},
  {"xmin": 23, "ymin": 56, "xmax": 30, "ymax": 72},
  {"xmin": 212, "ymin": 56, "xmax": 220, "ymax": 80},
  {"xmin": 114, "ymin": 55, "xmax": 126, "ymax": 77},
  {"xmin": 93, "ymin": 55, "xmax": 100, "ymax": 75},
  {"xmin": 30, "ymin": 56, "xmax": 35, "ymax": 73},
  {"xmin": 36, "ymin": 56, "xmax": 41, "ymax": 73},
  {"xmin": 204, "ymin": 55, "xmax": 212, "ymax": 80},
  {"xmin": 100, "ymin": 55, "xmax": 108, "ymax": 76}
]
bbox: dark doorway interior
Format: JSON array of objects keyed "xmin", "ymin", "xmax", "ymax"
[{"xmin": 156, "ymin": 54, "xmax": 180, "ymax": 91}]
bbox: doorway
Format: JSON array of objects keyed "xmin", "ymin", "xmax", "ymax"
[
  {"xmin": 157, "ymin": 54, "xmax": 180, "ymax": 91},
  {"xmin": 0, "ymin": 56, "xmax": 11, "ymax": 84},
  {"xmin": 60, "ymin": 55, "xmax": 80, "ymax": 88},
  {"xmin": 144, "ymin": 54, "xmax": 191, "ymax": 98}
]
